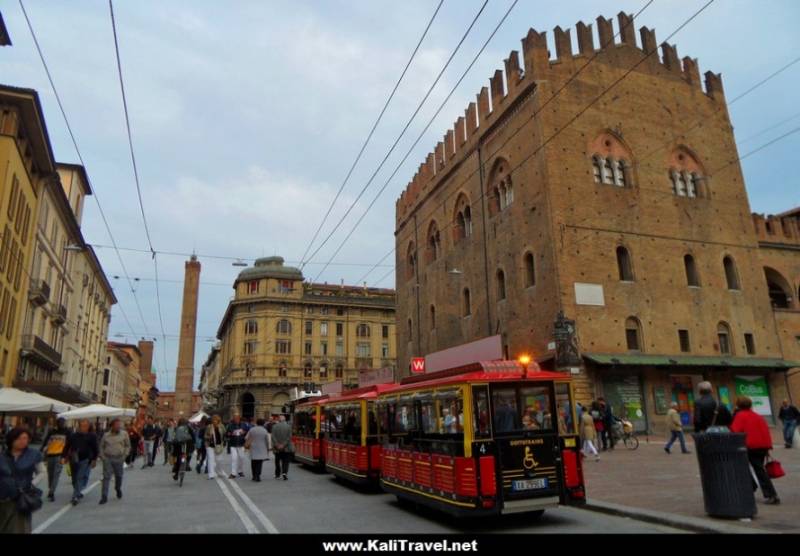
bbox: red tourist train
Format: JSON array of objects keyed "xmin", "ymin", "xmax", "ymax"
[{"xmin": 291, "ymin": 359, "xmax": 586, "ymax": 517}]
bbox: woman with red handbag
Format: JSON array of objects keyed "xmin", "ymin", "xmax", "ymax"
[{"xmin": 731, "ymin": 396, "xmax": 780, "ymax": 505}]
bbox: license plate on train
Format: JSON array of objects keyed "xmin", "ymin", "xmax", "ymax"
[{"xmin": 512, "ymin": 478, "xmax": 548, "ymax": 491}]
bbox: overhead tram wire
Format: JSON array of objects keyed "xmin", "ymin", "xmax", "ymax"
[
  {"xmin": 313, "ymin": 0, "xmax": 521, "ymax": 283},
  {"xmin": 356, "ymin": 247, "xmax": 395, "ymax": 284},
  {"xmin": 19, "ymin": 0, "xmax": 148, "ymax": 338},
  {"xmin": 300, "ymin": 0, "xmax": 492, "ymax": 271},
  {"xmin": 109, "ymin": 0, "xmax": 170, "ymax": 377},
  {"xmin": 314, "ymin": 0, "xmax": 655, "ymax": 282},
  {"xmin": 372, "ymin": 265, "xmax": 396, "ymax": 288},
  {"xmin": 88, "ymin": 243, "xmax": 395, "ymax": 267},
  {"xmin": 298, "ymin": 0, "xmax": 445, "ymax": 269}
]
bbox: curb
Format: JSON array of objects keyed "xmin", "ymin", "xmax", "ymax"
[{"xmin": 581, "ymin": 499, "xmax": 772, "ymax": 534}]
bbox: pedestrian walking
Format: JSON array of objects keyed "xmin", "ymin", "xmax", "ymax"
[
  {"xmin": 141, "ymin": 416, "xmax": 158, "ymax": 468},
  {"xmin": 99, "ymin": 419, "xmax": 130, "ymax": 505},
  {"xmin": 40, "ymin": 417, "xmax": 71, "ymax": 501},
  {"xmin": 580, "ymin": 405, "xmax": 600, "ymax": 461},
  {"xmin": 245, "ymin": 419, "xmax": 271, "ymax": 481},
  {"xmin": 271, "ymin": 415, "xmax": 293, "ymax": 480},
  {"xmin": 693, "ymin": 381, "xmax": 732, "ymax": 432},
  {"xmin": 61, "ymin": 419, "xmax": 98, "ymax": 506},
  {"xmin": 0, "ymin": 427, "xmax": 44, "ymax": 534},
  {"xmin": 778, "ymin": 399, "xmax": 799, "ymax": 449},
  {"xmin": 162, "ymin": 419, "xmax": 176, "ymax": 465},
  {"xmin": 194, "ymin": 421, "xmax": 207, "ymax": 474},
  {"xmin": 151, "ymin": 420, "xmax": 162, "ymax": 464},
  {"xmin": 664, "ymin": 402, "xmax": 691, "ymax": 454},
  {"xmin": 204, "ymin": 415, "xmax": 226, "ymax": 480},
  {"xmin": 125, "ymin": 421, "xmax": 140, "ymax": 467},
  {"xmin": 226, "ymin": 415, "xmax": 249, "ymax": 479},
  {"xmin": 171, "ymin": 419, "xmax": 195, "ymax": 481},
  {"xmin": 598, "ymin": 398, "xmax": 616, "ymax": 451},
  {"xmin": 731, "ymin": 396, "xmax": 780, "ymax": 505}
]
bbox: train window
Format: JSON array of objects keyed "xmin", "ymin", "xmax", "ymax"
[
  {"xmin": 435, "ymin": 389, "xmax": 463, "ymax": 434},
  {"xmin": 377, "ymin": 399, "xmax": 391, "ymax": 435},
  {"xmin": 419, "ymin": 395, "xmax": 438, "ymax": 434},
  {"xmin": 395, "ymin": 395, "xmax": 417, "ymax": 432},
  {"xmin": 492, "ymin": 387, "xmax": 520, "ymax": 433},
  {"xmin": 472, "ymin": 386, "xmax": 491, "ymax": 438},
  {"xmin": 520, "ymin": 386, "xmax": 553, "ymax": 431},
  {"xmin": 367, "ymin": 406, "xmax": 378, "ymax": 436},
  {"xmin": 342, "ymin": 405, "xmax": 361, "ymax": 441},
  {"xmin": 555, "ymin": 383, "xmax": 576, "ymax": 435}
]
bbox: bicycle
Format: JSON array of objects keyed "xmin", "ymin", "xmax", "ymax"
[
  {"xmin": 611, "ymin": 420, "xmax": 639, "ymax": 450},
  {"xmin": 177, "ymin": 442, "xmax": 190, "ymax": 487}
]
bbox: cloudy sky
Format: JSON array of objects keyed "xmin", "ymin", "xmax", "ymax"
[{"xmin": 2, "ymin": 0, "xmax": 798, "ymax": 390}]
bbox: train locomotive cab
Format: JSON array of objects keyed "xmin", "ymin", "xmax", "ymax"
[
  {"xmin": 377, "ymin": 360, "xmax": 585, "ymax": 517},
  {"xmin": 292, "ymin": 397, "xmax": 326, "ymax": 469}
]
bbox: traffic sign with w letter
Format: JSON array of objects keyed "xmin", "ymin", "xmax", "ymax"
[{"xmin": 410, "ymin": 357, "xmax": 426, "ymax": 374}]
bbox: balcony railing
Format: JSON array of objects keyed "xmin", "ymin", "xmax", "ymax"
[
  {"xmin": 28, "ymin": 279, "xmax": 50, "ymax": 307},
  {"xmin": 20, "ymin": 334, "xmax": 62, "ymax": 370}
]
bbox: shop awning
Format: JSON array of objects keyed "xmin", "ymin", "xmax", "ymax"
[{"xmin": 583, "ymin": 353, "xmax": 800, "ymax": 369}]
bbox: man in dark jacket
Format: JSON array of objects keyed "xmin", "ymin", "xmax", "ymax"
[
  {"xmin": 778, "ymin": 399, "xmax": 800, "ymax": 448},
  {"xmin": 598, "ymin": 398, "xmax": 616, "ymax": 451},
  {"xmin": 141, "ymin": 417, "xmax": 159, "ymax": 468},
  {"xmin": 61, "ymin": 419, "xmax": 99, "ymax": 506},
  {"xmin": 693, "ymin": 381, "xmax": 732, "ymax": 432},
  {"xmin": 226, "ymin": 415, "xmax": 249, "ymax": 479},
  {"xmin": 41, "ymin": 418, "xmax": 71, "ymax": 501}
]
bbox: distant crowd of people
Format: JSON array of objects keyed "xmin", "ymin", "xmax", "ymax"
[
  {"xmin": 0, "ymin": 412, "xmax": 294, "ymax": 534},
  {"xmin": 577, "ymin": 397, "xmax": 618, "ymax": 461}
]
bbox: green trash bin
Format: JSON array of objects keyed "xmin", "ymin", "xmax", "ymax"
[{"xmin": 692, "ymin": 432, "xmax": 756, "ymax": 519}]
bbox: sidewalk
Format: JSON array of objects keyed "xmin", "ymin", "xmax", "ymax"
[{"xmin": 581, "ymin": 428, "xmax": 799, "ymax": 533}]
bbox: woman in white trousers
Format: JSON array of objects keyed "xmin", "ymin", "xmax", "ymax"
[{"xmin": 204, "ymin": 415, "xmax": 226, "ymax": 479}]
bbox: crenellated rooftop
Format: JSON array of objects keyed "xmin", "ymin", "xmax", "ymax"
[
  {"xmin": 395, "ymin": 12, "xmax": 725, "ymax": 222},
  {"xmin": 753, "ymin": 209, "xmax": 800, "ymax": 246}
]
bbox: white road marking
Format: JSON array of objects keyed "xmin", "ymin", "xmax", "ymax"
[
  {"xmin": 225, "ymin": 477, "xmax": 280, "ymax": 534},
  {"xmin": 33, "ymin": 480, "xmax": 100, "ymax": 534},
  {"xmin": 216, "ymin": 477, "xmax": 259, "ymax": 534}
]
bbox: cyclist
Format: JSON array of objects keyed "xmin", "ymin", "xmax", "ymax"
[{"xmin": 171, "ymin": 418, "xmax": 195, "ymax": 482}]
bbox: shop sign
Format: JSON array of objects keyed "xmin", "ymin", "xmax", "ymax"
[{"xmin": 735, "ymin": 376, "xmax": 771, "ymax": 417}]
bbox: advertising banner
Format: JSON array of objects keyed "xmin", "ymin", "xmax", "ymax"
[{"xmin": 735, "ymin": 376, "xmax": 772, "ymax": 417}]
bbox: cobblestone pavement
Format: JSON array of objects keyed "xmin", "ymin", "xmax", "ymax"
[{"xmin": 582, "ymin": 427, "xmax": 799, "ymax": 533}]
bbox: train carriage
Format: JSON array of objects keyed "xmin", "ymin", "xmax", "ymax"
[
  {"xmin": 322, "ymin": 383, "xmax": 397, "ymax": 485},
  {"xmin": 377, "ymin": 360, "xmax": 585, "ymax": 517}
]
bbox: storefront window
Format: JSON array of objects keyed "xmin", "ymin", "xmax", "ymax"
[
  {"xmin": 670, "ymin": 374, "xmax": 703, "ymax": 428},
  {"xmin": 603, "ymin": 374, "xmax": 648, "ymax": 433}
]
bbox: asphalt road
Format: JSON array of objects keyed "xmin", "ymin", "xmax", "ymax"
[{"xmin": 31, "ymin": 451, "xmax": 687, "ymax": 534}]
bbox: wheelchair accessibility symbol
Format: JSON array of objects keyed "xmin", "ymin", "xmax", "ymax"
[{"xmin": 523, "ymin": 446, "xmax": 539, "ymax": 469}]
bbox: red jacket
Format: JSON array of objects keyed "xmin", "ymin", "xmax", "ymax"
[{"xmin": 731, "ymin": 409, "xmax": 773, "ymax": 450}]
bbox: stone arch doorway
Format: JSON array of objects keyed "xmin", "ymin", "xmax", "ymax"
[
  {"xmin": 271, "ymin": 392, "xmax": 289, "ymax": 416},
  {"xmin": 241, "ymin": 392, "xmax": 256, "ymax": 420}
]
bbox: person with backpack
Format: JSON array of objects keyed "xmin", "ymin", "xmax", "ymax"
[
  {"xmin": 170, "ymin": 419, "xmax": 195, "ymax": 481},
  {"xmin": 40, "ymin": 418, "xmax": 71, "ymax": 502},
  {"xmin": 162, "ymin": 420, "xmax": 176, "ymax": 465}
]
